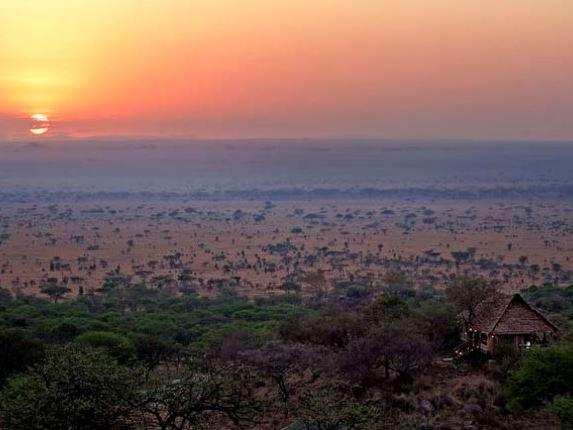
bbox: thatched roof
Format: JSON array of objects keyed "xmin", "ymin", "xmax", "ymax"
[{"xmin": 469, "ymin": 293, "xmax": 559, "ymax": 335}]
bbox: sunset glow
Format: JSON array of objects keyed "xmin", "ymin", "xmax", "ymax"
[{"xmin": 1, "ymin": 0, "xmax": 573, "ymax": 139}]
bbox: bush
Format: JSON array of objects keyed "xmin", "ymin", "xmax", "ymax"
[
  {"xmin": 133, "ymin": 334, "xmax": 177, "ymax": 369},
  {"xmin": 0, "ymin": 329, "xmax": 45, "ymax": 387},
  {"xmin": 522, "ymin": 285, "xmax": 573, "ymax": 313},
  {"xmin": 550, "ymin": 395, "xmax": 573, "ymax": 429},
  {"xmin": 296, "ymin": 386, "xmax": 400, "ymax": 430},
  {"xmin": 0, "ymin": 287, "xmax": 13, "ymax": 307},
  {"xmin": 413, "ymin": 301, "xmax": 458, "ymax": 350},
  {"xmin": 505, "ymin": 345, "xmax": 573, "ymax": 411},
  {"xmin": 76, "ymin": 331, "xmax": 136, "ymax": 363},
  {"xmin": 0, "ymin": 345, "xmax": 137, "ymax": 430}
]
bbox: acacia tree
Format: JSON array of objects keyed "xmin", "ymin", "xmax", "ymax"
[
  {"xmin": 240, "ymin": 342, "xmax": 325, "ymax": 418},
  {"xmin": 133, "ymin": 361, "xmax": 263, "ymax": 430},
  {"xmin": 39, "ymin": 284, "xmax": 71, "ymax": 303},
  {"xmin": 379, "ymin": 323, "xmax": 433, "ymax": 382},
  {"xmin": 445, "ymin": 275, "xmax": 499, "ymax": 325},
  {"xmin": 338, "ymin": 321, "xmax": 433, "ymax": 385}
]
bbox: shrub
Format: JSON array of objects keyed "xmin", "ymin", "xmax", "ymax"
[
  {"xmin": 0, "ymin": 329, "xmax": 45, "ymax": 387},
  {"xmin": 549, "ymin": 395, "xmax": 573, "ymax": 429},
  {"xmin": 0, "ymin": 345, "xmax": 136, "ymax": 430},
  {"xmin": 76, "ymin": 331, "xmax": 136, "ymax": 363},
  {"xmin": 505, "ymin": 345, "xmax": 573, "ymax": 410},
  {"xmin": 296, "ymin": 387, "xmax": 400, "ymax": 430},
  {"xmin": 0, "ymin": 287, "xmax": 13, "ymax": 307}
]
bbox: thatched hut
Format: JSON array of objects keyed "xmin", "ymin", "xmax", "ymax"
[{"xmin": 460, "ymin": 293, "xmax": 559, "ymax": 355}]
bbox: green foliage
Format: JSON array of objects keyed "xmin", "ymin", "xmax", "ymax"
[
  {"xmin": 548, "ymin": 314, "xmax": 573, "ymax": 343},
  {"xmin": 0, "ymin": 293, "xmax": 303, "ymax": 362},
  {"xmin": 131, "ymin": 314, "xmax": 179, "ymax": 337},
  {"xmin": 39, "ymin": 284, "xmax": 71, "ymax": 303},
  {"xmin": 2, "ymin": 303, "xmax": 41, "ymax": 327},
  {"xmin": 133, "ymin": 334, "xmax": 178, "ymax": 369},
  {"xmin": 0, "ymin": 345, "xmax": 136, "ymax": 430},
  {"xmin": 505, "ymin": 345, "xmax": 573, "ymax": 411},
  {"xmin": 413, "ymin": 300, "xmax": 459, "ymax": 350},
  {"xmin": 76, "ymin": 331, "xmax": 136, "ymax": 363},
  {"xmin": 7, "ymin": 273, "xmax": 562, "ymax": 428},
  {"xmin": 45, "ymin": 316, "xmax": 109, "ymax": 341},
  {"xmin": 45, "ymin": 318, "xmax": 84, "ymax": 341},
  {"xmin": 523, "ymin": 284, "xmax": 573, "ymax": 313},
  {"xmin": 366, "ymin": 295, "xmax": 410, "ymax": 325},
  {"xmin": 549, "ymin": 395, "xmax": 573, "ymax": 430},
  {"xmin": 279, "ymin": 311, "xmax": 364, "ymax": 348}
]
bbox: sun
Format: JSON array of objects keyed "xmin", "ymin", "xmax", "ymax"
[{"xmin": 30, "ymin": 114, "xmax": 51, "ymax": 135}]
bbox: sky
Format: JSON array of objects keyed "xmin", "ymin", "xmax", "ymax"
[{"xmin": 1, "ymin": 0, "xmax": 572, "ymax": 140}]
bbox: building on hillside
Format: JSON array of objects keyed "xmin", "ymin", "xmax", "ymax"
[{"xmin": 459, "ymin": 293, "xmax": 559, "ymax": 355}]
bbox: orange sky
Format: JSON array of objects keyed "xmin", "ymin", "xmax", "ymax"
[{"xmin": 1, "ymin": 0, "xmax": 572, "ymax": 140}]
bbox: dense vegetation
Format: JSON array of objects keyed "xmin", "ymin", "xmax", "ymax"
[{"xmin": 0, "ymin": 277, "xmax": 572, "ymax": 429}]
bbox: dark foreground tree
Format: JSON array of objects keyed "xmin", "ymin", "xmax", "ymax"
[
  {"xmin": 0, "ymin": 345, "xmax": 136, "ymax": 430},
  {"xmin": 445, "ymin": 275, "xmax": 499, "ymax": 325},
  {"xmin": 240, "ymin": 342, "xmax": 325, "ymax": 419},
  {"xmin": 133, "ymin": 361, "xmax": 263, "ymax": 430},
  {"xmin": 0, "ymin": 329, "xmax": 45, "ymax": 387},
  {"xmin": 337, "ymin": 321, "xmax": 433, "ymax": 385}
]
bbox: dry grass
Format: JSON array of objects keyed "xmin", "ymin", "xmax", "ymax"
[{"xmin": 1, "ymin": 199, "xmax": 572, "ymax": 300}]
